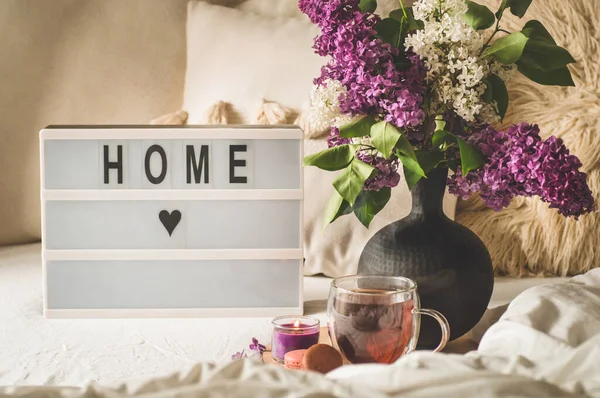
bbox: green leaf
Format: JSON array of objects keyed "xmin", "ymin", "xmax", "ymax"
[
  {"xmin": 487, "ymin": 74, "xmax": 509, "ymax": 120},
  {"xmin": 416, "ymin": 150, "xmax": 445, "ymax": 174},
  {"xmin": 405, "ymin": 7, "xmax": 424, "ymax": 31},
  {"xmin": 482, "ymin": 79, "xmax": 493, "ymax": 103},
  {"xmin": 482, "ymin": 32, "xmax": 529, "ymax": 64},
  {"xmin": 464, "ymin": 1, "xmax": 495, "ymax": 30},
  {"xmin": 517, "ymin": 62, "xmax": 575, "ymax": 86},
  {"xmin": 456, "ymin": 137, "xmax": 485, "ymax": 176},
  {"xmin": 519, "ymin": 41, "xmax": 575, "ymax": 72},
  {"xmin": 495, "ymin": 0, "xmax": 508, "ymax": 19},
  {"xmin": 516, "ymin": 20, "xmax": 575, "ymax": 86},
  {"xmin": 390, "ymin": 7, "xmax": 424, "ymax": 31},
  {"xmin": 428, "ymin": 124, "xmax": 484, "ymax": 175},
  {"xmin": 432, "ymin": 129, "xmax": 454, "ymax": 150},
  {"xmin": 389, "ymin": 8, "xmax": 404, "ymax": 21},
  {"xmin": 521, "ymin": 20, "xmax": 556, "ymax": 44},
  {"xmin": 322, "ymin": 190, "xmax": 352, "ymax": 230},
  {"xmin": 333, "ymin": 158, "xmax": 377, "ymax": 206},
  {"xmin": 395, "ymin": 134, "xmax": 418, "ymax": 160},
  {"xmin": 370, "ymin": 121, "xmax": 402, "ymax": 159},
  {"xmin": 339, "ymin": 116, "xmax": 377, "ymax": 138},
  {"xmin": 352, "ymin": 188, "xmax": 392, "ymax": 228},
  {"xmin": 398, "ymin": 153, "xmax": 425, "ymax": 180},
  {"xmin": 507, "ymin": 0, "xmax": 532, "ymax": 18},
  {"xmin": 395, "ymin": 134, "xmax": 425, "ymax": 188},
  {"xmin": 403, "ymin": 166, "xmax": 424, "ymax": 190},
  {"xmin": 520, "ymin": 21, "xmax": 575, "ymax": 71},
  {"xmin": 447, "ymin": 159, "xmax": 460, "ymax": 173},
  {"xmin": 396, "ymin": 132, "xmax": 426, "ymax": 188},
  {"xmin": 358, "ymin": 0, "xmax": 377, "ymax": 13},
  {"xmin": 375, "ymin": 18, "xmax": 402, "ymax": 48},
  {"xmin": 496, "ymin": 0, "xmax": 532, "ymax": 19},
  {"xmin": 303, "ymin": 144, "xmax": 356, "ymax": 171},
  {"xmin": 387, "ymin": 7, "xmax": 423, "ymax": 69}
]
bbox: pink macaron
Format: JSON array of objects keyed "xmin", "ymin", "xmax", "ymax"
[{"xmin": 283, "ymin": 349, "xmax": 307, "ymax": 370}]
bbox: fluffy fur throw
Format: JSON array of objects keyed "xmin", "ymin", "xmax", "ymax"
[{"xmin": 457, "ymin": 0, "xmax": 600, "ymax": 276}]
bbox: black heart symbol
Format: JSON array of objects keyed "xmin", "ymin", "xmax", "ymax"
[{"xmin": 159, "ymin": 210, "xmax": 181, "ymax": 237}]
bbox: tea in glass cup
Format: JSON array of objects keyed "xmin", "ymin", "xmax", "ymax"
[{"xmin": 327, "ymin": 275, "xmax": 449, "ymax": 364}]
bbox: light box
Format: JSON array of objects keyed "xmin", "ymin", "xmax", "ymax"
[{"xmin": 40, "ymin": 126, "xmax": 304, "ymax": 318}]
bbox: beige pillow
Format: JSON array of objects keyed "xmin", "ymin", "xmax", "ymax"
[
  {"xmin": 456, "ymin": 0, "xmax": 600, "ymax": 276},
  {"xmin": 0, "ymin": 0, "xmax": 187, "ymax": 246},
  {"xmin": 183, "ymin": 2, "xmax": 457, "ymax": 277},
  {"xmin": 184, "ymin": 2, "xmax": 322, "ymax": 124}
]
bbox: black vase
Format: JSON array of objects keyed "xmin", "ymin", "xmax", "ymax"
[{"xmin": 357, "ymin": 167, "xmax": 493, "ymax": 348}]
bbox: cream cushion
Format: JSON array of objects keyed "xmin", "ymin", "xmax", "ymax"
[
  {"xmin": 0, "ymin": 0, "xmax": 188, "ymax": 245},
  {"xmin": 183, "ymin": 2, "xmax": 456, "ymax": 277},
  {"xmin": 184, "ymin": 1, "xmax": 322, "ymax": 124}
]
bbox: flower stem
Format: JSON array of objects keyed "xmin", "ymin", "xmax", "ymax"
[
  {"xmin": 480, "ymin": 19, "xmax": 503, "ymax": 56},
  {"xmin": 398, "ymin": 0, "xmax": 408, "ymax": 19},
  {"xmin": 422, "ymin": 115, "xmax": 433, "ymax": 148}
]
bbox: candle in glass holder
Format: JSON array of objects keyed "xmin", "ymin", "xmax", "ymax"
[{"xmin": 271, "ymin": 316, "xmax": 320, "ymax": 363}]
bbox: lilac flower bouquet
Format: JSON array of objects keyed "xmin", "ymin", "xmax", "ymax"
[{"xmin": 301, "ymin": 0, "xmax": 594, "ymax": 228}]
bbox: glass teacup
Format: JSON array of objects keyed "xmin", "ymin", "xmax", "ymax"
[{"xmin": 327, "ymin": 275, "xmax": 450, "ymax": 364}]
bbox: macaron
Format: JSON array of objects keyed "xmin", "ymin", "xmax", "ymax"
[
  {"xmin": 284, "ymin": 349, "xmax": 307, "ymax": 370},
  {"xmin": 301, "ymin": 344, "xmax": 343, "ymax": 374}
]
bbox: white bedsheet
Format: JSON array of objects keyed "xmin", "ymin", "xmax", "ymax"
[
  {"xmin": 0, "ymin": 267, "xmax": 598, "ymax": 397},
  {"xmin": 0, "ymin": 243, "xmax": 569, "ymax": 387}
]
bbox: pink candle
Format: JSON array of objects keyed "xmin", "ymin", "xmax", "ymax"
[{"xmin": 271, "ymin": 316, "xmax": 320, "ymax": 363}]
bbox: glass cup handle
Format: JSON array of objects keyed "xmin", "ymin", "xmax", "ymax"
[{"xmin": 413, "ymin": 308, "xmax": 450, "ymax": 353}]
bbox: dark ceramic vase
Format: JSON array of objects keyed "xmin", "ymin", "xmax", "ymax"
[{"xmin": 357, "ymin": 167, "xmax": 493, "ymax": 348}]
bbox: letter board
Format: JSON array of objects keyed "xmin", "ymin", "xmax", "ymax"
[{"xmin": 40, "ymin": 125, "xmax": 304, "ymax": 318}]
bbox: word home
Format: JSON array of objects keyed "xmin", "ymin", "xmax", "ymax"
[
  {"xmin": 102, "ymin": 142, "xmax": 248, "ymax": 186},
  {"xmin": 44, "ymin": 132, "xmax": 301, "ymax": 190}
]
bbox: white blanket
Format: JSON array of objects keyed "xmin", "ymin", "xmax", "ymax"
[
  {"xmin": 1, "ymin": 255, "xmax": 598, "ymax": 396},
  {"xmin": 0, "ymin": 243, "xmax": 565, "ymax": 387}
]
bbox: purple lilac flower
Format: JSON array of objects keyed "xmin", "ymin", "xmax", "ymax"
[
  {"xmin": 249, "ymin": 338, "xmax": 266, "ymax": 355},
  {"xmin": 356, "ymin": 151, "xmax": 401, "ymax": 190},
  {"xmin": 298, "ymin": 0, "xmax": 359, "ymax": 27},
  {"xmin": 448, "ymin": 123, "xmax": 594, "ymax": 218},
  {"xmin": 534, "ymin": 135, "xmax": 594, "ymax": 217},
  {"xmin": 326, "ymin": 128, "xmax": 401, "ymax": 191},
  {"xmin": 327, "ymin": 127, "xmax": 352, "ymax": 148},
  {"xmin": 231, "ymin": 337, "xmax": 267, "ymax": 360},
  {"xmin": 299, "ymin": 0, "xmax": 426, "ymax": 132}
]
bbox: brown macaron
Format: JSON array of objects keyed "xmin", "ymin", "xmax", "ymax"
[{"xmin": 301, "ymin": 344, "xmax": 343, "ymax": 374}]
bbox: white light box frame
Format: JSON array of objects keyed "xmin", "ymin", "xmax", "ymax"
[{"xmin": 40, "ymin": 125, "xmax": 304, "ymax": 318}]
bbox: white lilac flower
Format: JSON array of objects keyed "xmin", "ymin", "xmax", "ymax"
[
  {"xmin": 413, "ymin": 0, "xmax": 468, "ymax": 21},
  {"xmin": 406, "ymin": 0, "xmax": 516, "ymax": 123},
  {"xmin": 307, "ymin": 79, "xmax": 352, "ymax": 133}
]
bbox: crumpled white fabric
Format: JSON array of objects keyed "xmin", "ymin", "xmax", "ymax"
[
  {"xmin": 1, "ymin": 269, "xmax": 599, "ymax": 397},
  {"xmin": 474, "ymin": 270, "xmax": 600, "ymax": 395}
]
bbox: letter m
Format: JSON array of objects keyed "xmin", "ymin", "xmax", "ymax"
[{"xmin": 186, "ymin": 145, "xmax": 209, "ymax": 184}]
